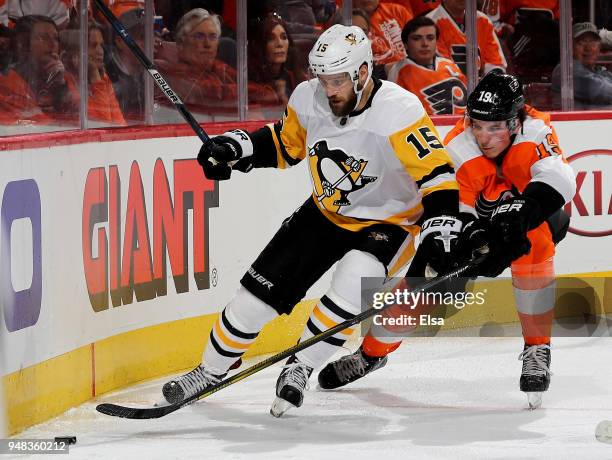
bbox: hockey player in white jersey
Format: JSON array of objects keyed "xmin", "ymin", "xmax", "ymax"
[{"xmin": 162, "ymin": 24, "xmax": 465, "ymax": 417}]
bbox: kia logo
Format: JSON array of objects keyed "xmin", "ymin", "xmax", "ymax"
[{"xmin": 564, "ymin": 150, "xmax": 612, "ymax": 237}]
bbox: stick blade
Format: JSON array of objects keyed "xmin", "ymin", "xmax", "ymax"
[{"xmin": 96, "ymin": 402, "xmax": 176, "ymax": 419}]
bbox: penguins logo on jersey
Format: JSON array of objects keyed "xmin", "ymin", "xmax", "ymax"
[
  {"xmin": 308, "ymin": 140, "xmax": 377, "ymax": 212},
  {"xmin": 422, "ymin": 78, "xmax": 468, "ymax": 115}
]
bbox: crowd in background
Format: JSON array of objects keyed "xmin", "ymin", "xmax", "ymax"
[{"xmin": 0, "ymin": 0, "xmax": 611, "ymax": 131}]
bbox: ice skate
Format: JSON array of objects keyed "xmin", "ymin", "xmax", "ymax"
[
  {"xmin": 270, "ymin": 357, "xmax": 313, "ymax": 418},
  {"xmin": 318, "ymin": 346, "xmax": 387, "ymax": 390},
  {"xmin": 518, "ymin": 343, "xmax": 551, "ymax": 410},
  {"xmin": 162, "ymin": 364, "xmax": 225, "ymax": 405}
]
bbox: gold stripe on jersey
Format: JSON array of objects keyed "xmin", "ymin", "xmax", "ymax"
[
  {"xmin": 273, "ymin": 104, "xmax": 308, "ymax": 169},
  {"xmin": 389, "ymin": 114, "xmax": 459, "ymax": 195},
  {"xmin": 387, "ymin": 229, "xmax": 418, "ymax": 277},
  {"xmin": 314, "ymin": 196, "xmax": 425, "ymax": 232}
]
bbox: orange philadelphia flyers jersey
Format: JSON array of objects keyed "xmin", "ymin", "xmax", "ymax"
[
  {"xmin": 370, "ymin": 2, "xmax": 413, "ymax": 65},
  {"xmin": 427, "ymin": 5, "xmax": 507, "ymax": 74},
  {"xmin": 443, "ymin": 106, "xmax": 575, "ymax": 219},
  {"xmin": 387, "ymin": 56, "xmax": 468, "ymax": 115}
]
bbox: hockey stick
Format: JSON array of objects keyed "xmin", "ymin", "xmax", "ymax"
[
  {"xmin": 93, "ymin": 0, "xmax": 211, "ymax": 145},
  {"xmin": 96, "ymin": 254, "xmax": 485, "ymax": 419}
]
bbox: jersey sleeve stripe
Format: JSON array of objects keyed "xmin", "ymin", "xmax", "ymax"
[
  {"xmin": 415, "ymin": 164, "xmax": 455, "ymax": 188},
  {"xmin": 273, "ymin": 120, "xmax": 302, "ymax": 168}
]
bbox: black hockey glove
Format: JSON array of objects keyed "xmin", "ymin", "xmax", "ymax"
[
  {"xmin": 456, "ymin": 213, "xmax": 490, "ymax": 277},
  {"xmin": 197, "ymin": 129, "xmax": 253, "ymax": 180},
  {"xmin": 415, "ymin": 215, "xmax": 463, "ymax": 277},
  {"xmin": 477, "ymin": 196, "xmax": 541, "ymax": 277}
]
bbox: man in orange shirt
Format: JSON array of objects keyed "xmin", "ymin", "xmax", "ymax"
[
  {"xmin": 319, "ymin": 71, "xmax": 576, "ymax": 409},
  {"xmin": 388, "ymin": 15, "xmax": 467, "ymax": 115},
  {"xmin": 427, "ymin": 0, "xmax": 506, "ymax": 75},
  {"xmin": 355, "ymin": 0, "xmax": 413, "ymax": 66}
]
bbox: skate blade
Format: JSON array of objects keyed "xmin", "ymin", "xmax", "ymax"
[
  {"xmin": 525, "ymin": 392, "xmax": 542, "ymax": 410},
  {"xmin": 595, "ymin": 421, "xmax": 612, "ymax": 443},
  {"xmin": 270, "ymin": 397, "xmax": 296, "ymax": 418}
]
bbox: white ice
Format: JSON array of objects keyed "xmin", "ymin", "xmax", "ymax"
[{"xmin": 15, "ymin": 337, "xmax": 612, "ymax": 459}]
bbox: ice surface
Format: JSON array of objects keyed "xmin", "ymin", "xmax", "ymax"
[{"xmin": 15, "ymin": 337, "xmax": 612, "ymax": 459}]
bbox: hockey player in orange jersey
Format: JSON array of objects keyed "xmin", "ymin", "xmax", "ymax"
[
  {"xmin": 319, "ymin": 70, "xmax": 576, "ymax": 410},
  {"xmin": 427, "ymin": 0, "xmax": 506, "ymax": 75},
  {"xmin": 388, "ymin": 15, "xmax": 467, "ymax": 115}
]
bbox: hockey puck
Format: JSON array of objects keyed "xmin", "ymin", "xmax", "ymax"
[{"xmin": 54, "ymin": 436, "xmax": 77, "ymax": 445}]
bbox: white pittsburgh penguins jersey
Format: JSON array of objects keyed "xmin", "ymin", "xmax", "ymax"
[{"xmin": 265, "ymin": 78, "xmax": 458, "ymax": 231}]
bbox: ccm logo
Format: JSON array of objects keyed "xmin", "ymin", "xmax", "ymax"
[{"xmin": 564, "ymin": 150, "xmax": 612, "ymax": 237}]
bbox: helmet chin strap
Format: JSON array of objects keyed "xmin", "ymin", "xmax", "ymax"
[{"xmin": 352, "ymin": 75, "xmax": 371, "ymax": 111}]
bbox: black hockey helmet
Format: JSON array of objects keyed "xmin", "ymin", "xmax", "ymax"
[{"xmin": 466, "ymin": 69, "xmax": 525, "ymax": 121}]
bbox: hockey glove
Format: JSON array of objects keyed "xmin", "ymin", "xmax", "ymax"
[
  {"xmin": 197, "ymin": 129, "xmax": 254, "ymax": 180},
  {"xmin": 480, "ymin": 196, "xmax": 541, "ymax": 277},
  {"xmin": 416, "ymin": 215, "xmax": 463, "ymax": 277},
  {"xmin": 456, "ymin": 213, "xmax": 490, "ymax": 277}
]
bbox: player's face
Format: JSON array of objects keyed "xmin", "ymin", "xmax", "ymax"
[
  {"xmin": 405, "ymin": 26, "xmax": 437, "ymax": 66},
  {"xmin": 318, "ymin": 72, "xmax": 356, "ymax": 117},
  {"xmin": 469, "ymin": 118, "xmax": 512, "ymax": 159},
  {"xmin": 573, "ymin": 34, "xmax": 601, "ymax": 67}
]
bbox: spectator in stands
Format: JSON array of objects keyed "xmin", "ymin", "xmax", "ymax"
[
  {"xmin": 156, "ymin": 8, "xmax": 278, "ymax": 110},
  {"xmin": 350, "ymin": 8, "xmax": 370, "ymax": 34},
  {"xmin": 88, "ymin": 21, "xmax": 126, "ymax": 124},
  {"xmin": 0, "ymin": 15, "xmax": 78, "ymax": 125},
  {"xmin": 388, "ymin": 15, "xmax": 467, "ymax": 115},
  {"xmin": 427, "ymin": 0, "xmax": 506, "ymax": 75},
  {"xmin": 354, "ymin": 0, "xmax": 413, "ymax": 68},
  {"xmin": 248, "ymin": 13, "xmax": 305, "ymax": 106},
  {"xmin": 552, "ymin": 22, "xmax": 612, "ymax": 107},
  {"xmin": 105, "ymin": 7, "xmax": 147, "ymax": 123},
  {"xmin": 500, "ymin": 1, "xmax": 559, "ymax": 82},
  {"xmin": 59, "ymin": 21, "xmax": 126, "ymax": 125}
]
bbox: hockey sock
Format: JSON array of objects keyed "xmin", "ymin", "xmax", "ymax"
[
  {"xmin": 512, "ymin": 259, "xmax": 555, "ymax": 346},
  {"xmin": 296, "ymin": 293, "xmax": 357, "ymax": 368},
  {"xmin": 362, "ymin": 334, "xmax": 402, "ymax": 358},
  {"xmin": 203, "ymin": 287, "xmax": 277, "ymax": 373}
]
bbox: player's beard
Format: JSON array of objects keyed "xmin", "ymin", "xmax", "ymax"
[{"xmin": 328, "ymin": 90, "xmax": 357, "ymax": 117}]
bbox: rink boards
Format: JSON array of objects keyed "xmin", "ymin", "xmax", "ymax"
[{"xmin": 0, "ymin": 114, "xmax": 611, "ymax": 434}]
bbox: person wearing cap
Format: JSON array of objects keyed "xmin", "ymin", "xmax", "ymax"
[{"xmin": 552, "ymin": 22, "xmax": 612, "ymax": 107}]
